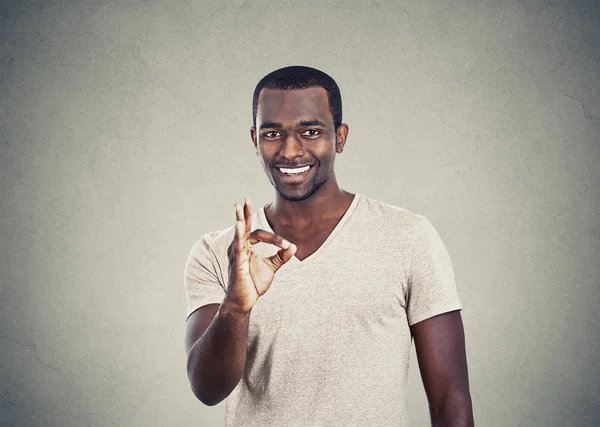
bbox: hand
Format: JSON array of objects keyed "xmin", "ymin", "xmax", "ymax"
[{"xmin": 225, "ymin": 198, "xmax": 296, "ymax": 314}]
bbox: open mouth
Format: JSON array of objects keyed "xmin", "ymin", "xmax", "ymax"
[{"xmin": 275, "ymin": 165, "xmax": 314, "ymax": 183}]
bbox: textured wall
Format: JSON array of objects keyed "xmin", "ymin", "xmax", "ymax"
[{"xmin": 1, "ymin": 0, "xmax": 599, "ymax": 426}]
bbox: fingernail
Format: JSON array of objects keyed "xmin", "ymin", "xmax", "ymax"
[{"xmin": 281, "ymin": 239, "xmax": 290, "ymax": 248}]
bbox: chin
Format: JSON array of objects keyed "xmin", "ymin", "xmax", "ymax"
[
  {"xmin": 275, "ymin": 178, "xmax": 329, "ymax": 202},
  {"xmin": 276, "ymin": 187, "xmax": 315, "ymax": 202}
]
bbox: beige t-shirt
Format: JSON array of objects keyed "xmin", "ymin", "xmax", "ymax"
[{"xmin": 184, "ymin": 193, "xmax": 462, "ymax": 427}]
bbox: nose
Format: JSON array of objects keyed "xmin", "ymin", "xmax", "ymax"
[{"xmin": 279, "ymin": 134, "xmax": 305, "ymax": 160}]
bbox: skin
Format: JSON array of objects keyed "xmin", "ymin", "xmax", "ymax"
[
  {"xmin": 185, "ymin": 200, "xmax": 296, "ymax": 405},
  {"xmin": 250, "ymin": 87, "xmax": 354, "ymax": 260},
  {"xmin": 185, "ymin": 87, "xmax": 474, "ymax": 426}
]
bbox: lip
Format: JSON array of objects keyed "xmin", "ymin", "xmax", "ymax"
[
  {"xmin": 274, "ymin": 164, "xmax": 313, "ymax": 168},
  {"xmin": 275, "ymin": 165, "xmax": 314, "ymax": 184}
]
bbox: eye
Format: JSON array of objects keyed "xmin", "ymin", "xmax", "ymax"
[
  {"xmin": 301, "ymin": 129, "xmax": 321, "ymax": 137},
  {"xmin": 263, "ymin": 131, "xmax": 281, "ymax": 139}
]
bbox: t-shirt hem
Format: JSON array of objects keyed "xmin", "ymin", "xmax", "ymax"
[
  {"xmin": 408, "ymin": 302, "xmax": 463, "ymax": 327},
  {"xmin": 186, "ymin": 296, "xmax": 225, "ymax": 321}
]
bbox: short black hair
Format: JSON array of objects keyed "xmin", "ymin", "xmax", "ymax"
[{"xmin": 252, "ymin": 65, "xmax": 342, "ymax": 130}]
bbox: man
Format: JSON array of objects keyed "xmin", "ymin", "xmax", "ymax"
[{"xmin": 184, "ymin": 66, "xmax": 474, "ymax": 427}]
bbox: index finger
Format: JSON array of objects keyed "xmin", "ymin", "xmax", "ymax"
[{"xmin": 248, "ymin": 229, "xmax": 290, "ymax": 249}]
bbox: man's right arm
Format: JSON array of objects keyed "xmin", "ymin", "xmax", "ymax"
[
  {"xmin": 185, "ymin": 199, "xmax": 296, "ymax": 406},
  {"xmin": 185, "ymin": 300, "xmax": 251, "ymax": 406}
]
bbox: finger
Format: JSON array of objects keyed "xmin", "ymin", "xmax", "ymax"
[
  {"xmin": 243, "ymin": 198, "xmax": 252, "ymax": 236},
  {"xmin": 248, "ymin": 229, "xmax": 290, "ymax": 249},
  {"xmin": 265, "ymin": 243, "xmax": 297, "ymax": 272},
  {"xmin": 235, "ymin": 202, "xmax": 244, "ymax": 222},
  {"xmin": 234, "ymin": 204, "xmax": 246, "ymax": 255}
]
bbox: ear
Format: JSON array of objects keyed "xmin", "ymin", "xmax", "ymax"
[
  {"xmin": 250, "ymin": 127, "xmax": 257, "ymax": 149},
  {"xmin": 335, "ymin": 124, "xmax": 349, "ymax": 153}
]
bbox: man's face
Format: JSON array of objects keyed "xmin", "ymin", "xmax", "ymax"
[{"xmin": 251, "ymin": 87, "xmax": 348, "ymax": 202}]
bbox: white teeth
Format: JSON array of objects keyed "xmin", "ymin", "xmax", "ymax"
[{"xmin": 279, "ymin": 165, "xmax": 310, "ymax": 174}]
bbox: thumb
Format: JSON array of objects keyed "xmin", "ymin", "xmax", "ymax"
[{"xmin": 265, "ymin": 243, "xmax": 297, "ymax": 272}]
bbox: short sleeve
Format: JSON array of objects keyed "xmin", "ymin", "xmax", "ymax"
[
  {"xmin": 184, "ymin": 234, "xmax": 227, "ymax": 320},
  {"xmin": 406, "ymin": 216, "xmax": 462, "ymax": 326}
]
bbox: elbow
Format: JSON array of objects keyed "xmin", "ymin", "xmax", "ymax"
[
  {"xmin": 191, "ymin": 384, "xmax": 223, "ymax": 407},
  {"xmin": 188, "ymin": 371, "xmax": 225, "ymax": 406},
  {"xmin": 187, "ymin": 355, "xmax": 226, "ymax": 407}
]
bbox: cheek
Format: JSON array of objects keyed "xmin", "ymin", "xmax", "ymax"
[
  {"xmin": 257, "ymin": 144, "xmax": 272, "ymax": 159},
  {"xmin": 257, "ymin": 152, "xmax": 274, "ymax": 171},
  {"xmin": 317, "ymin": 144, "xmax": 337, "ymax": 160}
]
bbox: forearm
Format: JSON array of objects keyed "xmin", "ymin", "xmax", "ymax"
[
  {"xmin": 186, "ymin": 301, "xmax": 250, "ymax": 406},
  {"xmin": 430, "ymin": 391, "xmax": 474, "ymax": 427}
]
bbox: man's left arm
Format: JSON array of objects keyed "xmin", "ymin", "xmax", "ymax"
[{"xmin": 411, "ymin": 310, "xmax": 474, "ymax": 427}]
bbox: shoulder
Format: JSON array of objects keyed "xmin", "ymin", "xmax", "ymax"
[
  {"xmin": 355, "ymin": 193, "xmax": 431, "ymax": 236},
  {"xmin": 187, "ymin": 224, "xmax": 235, "ymax": 264},
  {"xmin": 187, "ymin": 210, "xmax": 263, "ymax": 260}
]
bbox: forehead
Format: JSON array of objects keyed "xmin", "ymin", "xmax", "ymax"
[{"xmin": 256, "ymin": 87, "xmax": 332, "ymax": 125}]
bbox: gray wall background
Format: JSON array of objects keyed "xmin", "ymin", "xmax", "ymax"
[{"xmin": 1, "ymin": 0, "xmax": 599, "ymax": 426}]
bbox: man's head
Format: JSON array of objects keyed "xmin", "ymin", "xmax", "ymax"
[
  {"xmin": 252, "ymin": 66, "xmax": 342, "ymax": 131},
  {"xmin": 251, "ymin": 66, "xmax": 348, "ymax": 202}
]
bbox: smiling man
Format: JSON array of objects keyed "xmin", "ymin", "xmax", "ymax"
[{"xmin": 184, "ymin": 66, "xmax": 474, "ymax": 427}]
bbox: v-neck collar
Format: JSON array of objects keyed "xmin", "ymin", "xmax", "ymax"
[{"xmin": 257, "ymin": 193, "xmax": 361, "ymax": 268}]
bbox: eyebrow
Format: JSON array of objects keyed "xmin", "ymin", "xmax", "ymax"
[
  {"xmin": 298, "ymin": 120, "xmax": 327, "ymax": 128},
  {"xmin": 259, "ymin": 119, "xmax": 327, "ymax": 130},
  {"xmin": 259, "ymin": 121, "xmax": 282, "ymax": 130}
]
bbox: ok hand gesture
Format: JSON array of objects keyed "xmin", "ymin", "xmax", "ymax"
[{"xmin": 225, "ymin": 199, "xmax": 296, "ymax": 314}]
